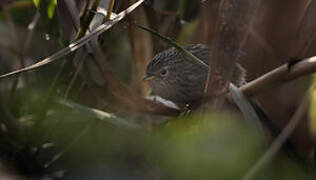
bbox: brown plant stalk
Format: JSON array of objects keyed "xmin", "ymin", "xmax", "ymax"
[{"xmin": 204, "ymin": 0, "xmax": 261, "ymax": 109}]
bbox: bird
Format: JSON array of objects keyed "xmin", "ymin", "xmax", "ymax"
[
  {"xmin": 143, "ymin": 45, "xmax": 298, "ymax": 157},
  {"xmin": 144, "ymin": 44, "xmax": 289, "ymax": 147},
  {"xmin": 144, "ymin": 44, "xmax": 246, "ymax": 108}
]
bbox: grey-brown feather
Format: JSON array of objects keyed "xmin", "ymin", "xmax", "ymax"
[{"xmin": 145, "ymin": 44, "xmax": 246, "ymax": 106}]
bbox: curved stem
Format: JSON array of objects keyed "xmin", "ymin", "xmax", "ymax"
[{"xmin": 241, "ymin": 56, "xmax": 316, "ymax": 97}]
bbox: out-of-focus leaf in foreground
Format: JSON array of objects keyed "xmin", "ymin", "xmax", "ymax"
[
  {"xmin": 309, "ymin": 74, "xmax": 316, "ymax": 138},
  {"xmin": 151, "ymin": 114, "xmax": 264, "ymax": 180},
  {"xmin": 33, "ymin": 0, "xmax": 57, "ymax": 19}
]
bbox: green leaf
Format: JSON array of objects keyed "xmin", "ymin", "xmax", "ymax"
[
  {"xmin": 33, "ymin": 0, "xmax": 56, "ymax": 19},
  {"xmin": 33, "ymin": 0, "xmax": 40, "ymax": 8},
  {"xmin": 47, "ymin": 0, "xmax": 57, "ymax": 19},
  {"xmin": 309, "ymin": 74, "xmax": 316, "ymax": 137},
  {"xmin": 177, "ymin": 20, "xmax": 199, "ymax": 45}
]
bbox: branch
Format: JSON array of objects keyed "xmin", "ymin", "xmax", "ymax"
[{"xmin": 241, "ymin": 56, "xmax": 316, "ymax": 97}]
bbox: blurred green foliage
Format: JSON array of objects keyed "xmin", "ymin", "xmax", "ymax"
[
  {"xmin": 33, "ymin": 0, "xmax": 56, "ymax": 19},
  {"xmin": 33, "ymin": 0, "xmax": 40, "ymax": 7},
  {"xmin": 309, "ymin": 74, "xmax": 316, "ymax": 138}
]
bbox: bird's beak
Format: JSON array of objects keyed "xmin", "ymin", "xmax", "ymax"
[{"xmin": 143, "ymin": 75, "xmax": 155, "ymax": 81}]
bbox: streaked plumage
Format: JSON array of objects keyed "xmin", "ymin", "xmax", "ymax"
[{"xmin": 145, "ymin": 44, "xmax": 246, "ymax": 106}]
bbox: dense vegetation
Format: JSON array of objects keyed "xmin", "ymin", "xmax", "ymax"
[{"xmin": 0, "ymin": 0, "xmax": 315, "ymax": 179}]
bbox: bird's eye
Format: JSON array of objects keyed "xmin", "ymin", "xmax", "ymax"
[{"xmin": 160, "ymin": 69, "xmax": 167, "ymax": 76}]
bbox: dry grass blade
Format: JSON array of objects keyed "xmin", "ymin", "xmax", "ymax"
[
  {"xmin": 0, "ymin": 0, "xmax": 145, "ymax": 79},
  {"xmin": 23, "ymin": 11, "xmax": 40, "ymax": 54},
  {"xmin": 63, "ymin": 0, "xmax": 80, "ymax": 30},
  {"xmin": 229, "ymin": 84, "xmax": 264, "ymax": 136},
  {"xmin": 128, "ymin": 3, "xmax": 152, "ymax": 96},
  {"xmin": 57, "ymin": 99, "xmax": 142, "ymax": 129},
  {"xmin": 136, "ymin": 24, "xmax": 209, "ymax": 69}
]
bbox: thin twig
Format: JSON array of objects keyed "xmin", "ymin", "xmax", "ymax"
[
  {"xmin": 241, "ymin": 91, "xmax": 311, "ymax": 180},
  {"xmin": 63, "ymin": 0, "xmax": 80, "ymax": 30},
  {"xmin": 229, "ymin": 84, "xmax": 265, "ymax": 136},
  {"xmin": 23, "ymin": 11, "xmax": 40, "ymax": 54},
  {"xmin": 64, "ymin": 57, "xmax": 84, "ymax": 99},
  {"xmin": 106, "ymin": 0, "xmax": 115, "ymax": 20}
]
